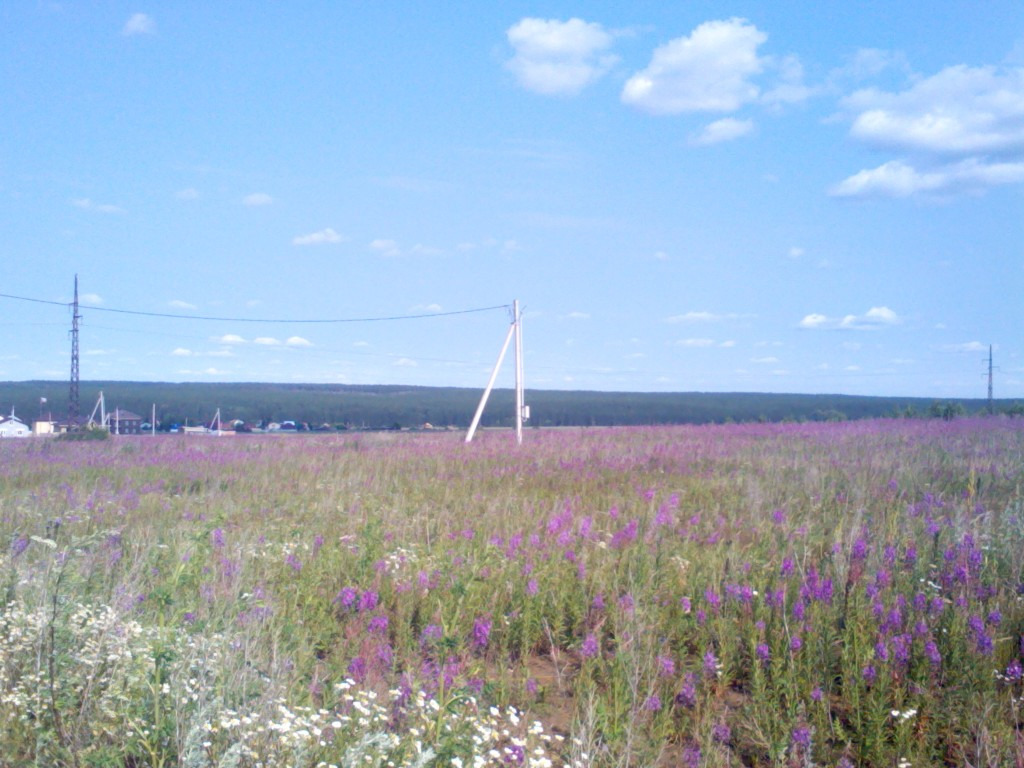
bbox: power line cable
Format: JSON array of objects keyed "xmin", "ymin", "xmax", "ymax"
[{"xmin": 0, "ymin": 292, "xmax": 510, "ymax": 323}]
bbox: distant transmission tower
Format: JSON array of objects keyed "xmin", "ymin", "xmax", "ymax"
[
  {"xmin": 987, "ymin": 345, "xmax": 994, "ymax": 415},
  {"xmin": 68, "ymin": 274, "xmax": 81, "ymax": 428}
]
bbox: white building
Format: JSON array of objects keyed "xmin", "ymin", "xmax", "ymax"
[{"xmin": 0, "ymin": 410, "xmax": 31, "ymax": 438}]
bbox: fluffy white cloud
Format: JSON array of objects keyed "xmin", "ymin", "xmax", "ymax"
[
  {"xmin": 831, "ymin": 158, "xmax": 1024, "ymax": 198},
  {"xmin": 293, "ymin": 228, "xmax": 345, "ymax": 246},
  {"xmin": 622, "ymin": 18, "xmax": 766, "ymax": 114},
  {"xmin": 845, "ymin": 66, "xmax": 1024, "ymax": 155},
  {"xmin": 690, "ymin": 117, "xmax": 754, "ymax": 145},
  {"xmin": 836, "ymin": 64, "xmax": 1024, "ymax": 197},
  {"xmin": 506, "ymin": 17, "xmax": 616, "ymax": 95},
  {"xmin": 122, "ymin": 13, "xmax": 155, "ymax": 36},
  {"xmin": 171, "ymin": 348, "xmax": 192, "ymax": 356},
  {"xmin": 168, "ymin": 299, "xmax": 197, "ymax": 310},
  {"xmin": 286, "ymin": 336, "xmax": 312, "ymax": 347},
  {"xmin": 243, "ymin": 193, "xmax": 273, "ymax": 206},
  {"xmin": 800, "ymin": 307, "xmax": 901, "ymax": 330},
  {"xmin": 213, "ymin": 334, "xmax": 246, "ymax": 344}
]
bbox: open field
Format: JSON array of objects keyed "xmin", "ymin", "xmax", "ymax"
[{"xmin": 2, "ymin": 419, "xmax": 1024, "ymax": 767}]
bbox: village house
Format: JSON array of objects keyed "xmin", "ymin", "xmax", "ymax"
[
  {"xmin": 0, "ymin": 410, "xmax": 31, "ymax": 438},
  {"xmin": 108, "ymin": 408, "xmax": 143, "ymax": 435}
]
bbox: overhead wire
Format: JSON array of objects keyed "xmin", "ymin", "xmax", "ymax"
[{"xmin": 0, "ymin": 292, "xmax": 510, "ymax": 324}]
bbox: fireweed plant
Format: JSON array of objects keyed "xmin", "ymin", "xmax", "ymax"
[{"xmin": 1, "ymin": 419, "xmax": 1023, "ymax": 766}]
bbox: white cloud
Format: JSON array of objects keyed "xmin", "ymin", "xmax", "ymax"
[
  {"xmin": 213, "ymin": 334, "xmax": 246, "ymax": 344},
  {"xmin": 410, "ymin": 243, "xmax": 443, "ymax": 256},
  {"xmin": 168, "ymin": 299, "xmax": 197, "ymax": 310},
  {"xmin": 665, "ymin": 311, "xmax": 744, "ymax": 323},
  {"xmin": 844, "ymin": 65, "xmax": 1024, "ymax": 155},
  {"xmin": 122, "ymin": 13, "xmax": 155, "ymax": 36},
  {"xmin": 788, "ymin": 246, "xmax": 804, "ymax": 259},
  {"xmin": 938, "ymin": 341, "xmax": 987, "ymax": 353},
  {"xmin": 505, "ymin": 17, "xmax": 616, "ymax": 95},
  {"xmin": 286, "ymin": 336, "xmax": 312, "ymax": 347},
  {"xmin": 567, "ymin": 311, "xmax": 590, "ymax": 320},
  {"xmin": 690, "ymin": 117, "xmax": 754, "ymax": 145},
  {"xmin": 253, "ymin": 337, "xmax": 281, "ymax": 346},
  {"xmin": 293, "ymin": 228, "xmax": 345, "ymax": 246},
  {"xmin": 80, "ymin": 293, "xmax": 103, "ymax": 305},
  {"xmin": 800, "ymin": 306, "xmax": 901, "ymax": 330},
  {"xmin": 621, "ymin": 18, "xmax": 766, "ymax": 114},
  {"xmin": 369, "ymin": 239, "xmax": 400, "ymax": 257},
  {"xmin": 243, "ymin": 193, "xmax": 273, "ymax": 206},
  {"xmin": 762, "ymin": 54, "xmax": 814, "ymax": 105},
  {"xmin": 719, "ymin": 340, "xmax": 737, "ymax": 348},
  {"xmin": 72, "ymin": 198, "xmax": 125, "ymax": 214},
  {"xmin": 752, "ymin": 356, "xmax": 779, "ymax": 364},
  {"xmin": 675, "ymin": 338, "xmax": 716, "ymax": 347},
  {"xmin": 830, "ymin": 158, "xmax": 1024, "ymax": 198},
  {"xmin": 835, "ymin": 64, "xmax": 1024, "ymax": 197},
  {"xmin": 171, "ymin": 348, "xmax": 192, "ymax": 357}
]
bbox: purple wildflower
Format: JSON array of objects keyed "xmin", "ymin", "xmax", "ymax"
[
  {"xmin": 581, "ymin": 633, "xmax": 599, "ymax": 658},
  {"xmin": 756, "ymin": 643, "xmax": 771, "ymax": 663},
  {"xmin": 334, "ymin": 586, "xmax": 358, "ymax": 609},
  {"xmin": 472, "ymin": 616, "xmax": 492, "ymax": 650},
  {"xmin": 359, "ymin": 590, "xmax": 379, "ymax": 612},
  {"xmin": 1006, "ymin": 658, "xmax": 1023, "ymax": 680},
  {"xmin": 712, "ymin": 721, "xmax": 731, "ymax": 743},
  {"xmin": 703, "ymin": 649, "xmax": 719, "ymax": 677},
  {"xmin": 643, "ymin": 694, "xmax": 662, "ymax": 712}
]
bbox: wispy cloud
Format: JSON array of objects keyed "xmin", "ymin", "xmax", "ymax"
[
  {"xmin": 690, "ymin": 117, "xmax": 755, "ymax": 146},
  {"xmin": 212, "ymin": 334, "xmax": 246, "ymax": 344},
  {"xmin": 171, "ymin": 348, "xmax": 192, "ymax": 357},
  {"xmin": 168, "ymin": 299, "xmax": 197, "ymax": 310},
  {"xmin": 665, "ymin": 311, "xmax": 747, "ymax": 323},
  {"xmin": 72, "ymin": 198, "xmax": 125, "ymax": 214},
  {"xmin": 293, "ymin": 228, "xmax": 345, "ymax": 246},
  {"xmin": 799, "ymin": 306, "xmax": 902, "ymax": 330},
  {"xmin": 369, "ymin": 239, "xmax": 401, "ymax": 257},
  {"xmin": 243, "ymin": 192, "xmax": 273, "ymax": 206},
  {"xmin": 80, "ymin": 293, "xmax": 103, "ymax": 305},
  {"xmin": 937, "ymin": 341, "xmax": 988, "ymax": 353},
  {"xmin": 286, "ymin": 336, "xmax": 312, "ymax": 347},
  {"xmin": 122, "ymin": 13, "xmax": 155, "ymax": 36},
  {"xmin": 674, "ymin": 338, "xmax": 716, "ymax": 347},
  {"xmin": 253, "ymin": 337, "xmax": 281, "ymax": 346},
  {"xmin": 506, "ymin": 17, "xmax": 617, "ymax": 96}
]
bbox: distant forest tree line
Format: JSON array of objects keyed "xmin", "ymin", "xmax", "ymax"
[{"xmin": 3, "ymin": 381, "xmax": 1021, "ymax": 431}]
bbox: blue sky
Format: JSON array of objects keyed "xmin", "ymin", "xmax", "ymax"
[{"xmin": 2, "ymin": 2, "xmax": 1022, "ymax": 398}]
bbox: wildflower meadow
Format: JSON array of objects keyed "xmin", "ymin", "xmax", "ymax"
[{"xmin": 2, "ymin": 418, "xmax": 1023, "ymax": 767}]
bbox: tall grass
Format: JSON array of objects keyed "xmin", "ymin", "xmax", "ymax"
[{"xmin": 2, "ymin": 419, "xmax": 1023, "ymax": 766}]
